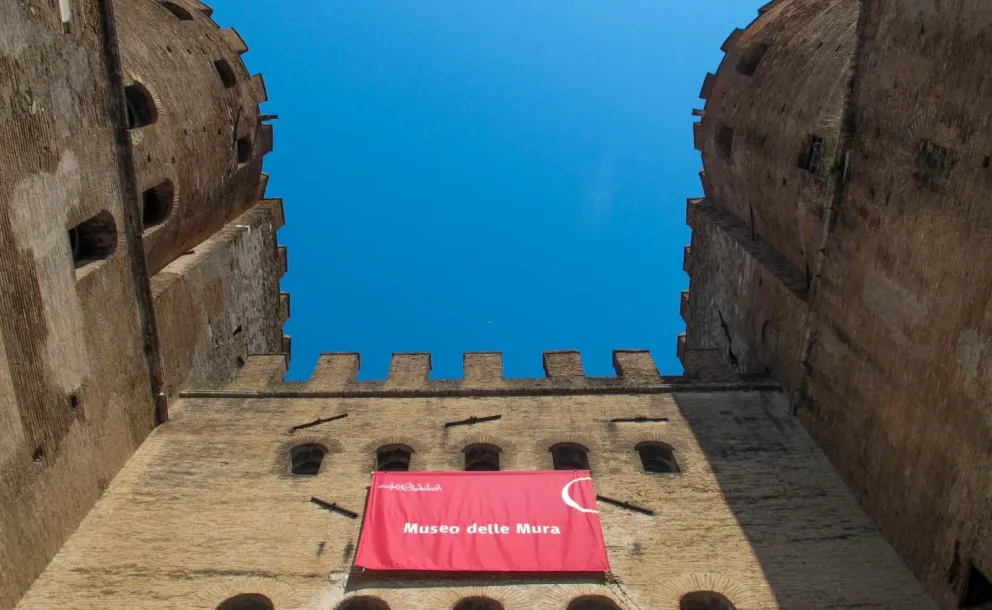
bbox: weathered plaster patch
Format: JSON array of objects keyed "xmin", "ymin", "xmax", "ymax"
[{"xmin": 9, "ymin": 151, "xmax": 90, "ymax": 393}]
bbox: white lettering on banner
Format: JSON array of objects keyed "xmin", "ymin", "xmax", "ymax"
[
  {"xmin": 516, "ymin": 523, "xmax": 562, "ymax": 535},
  {"xmin": 403, "ymin": 523, "xmax": 462, "ymax": 534},
  {"xmin": 401, "ymin": 522, "xmax": 561, "ymax": 535},
  {"xmin": 377, "ymin": 483, "xmax": 443, "ymax": 492}
]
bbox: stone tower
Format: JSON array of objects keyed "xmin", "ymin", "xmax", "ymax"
[
  {"xmin": 0, "ymin": 0, "xmax": 287, "ymax": 606},
  {"xmin": 683, "ymin": 0, "xmax": 992, "ymax": 608}
]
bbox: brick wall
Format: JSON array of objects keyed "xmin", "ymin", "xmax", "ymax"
[
  {"xmin": 17, "ymin": 352, "xmax": 933, "ymax": 609},
  {"xmin": 0, "ymin": 1, "xmax": 158, "ymax": 606}
]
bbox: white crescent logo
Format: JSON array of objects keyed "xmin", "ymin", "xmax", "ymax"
[{"xmin": 561, "ymin": 477, "xmax": 598, "ymax": 513}]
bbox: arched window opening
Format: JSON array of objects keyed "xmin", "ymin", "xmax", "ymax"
[
  {"xmin": 567, "ymin": 595, "xmax": 621, "ymax": 610},
  {"xmin": 216, "ymin": 593, "xmax": 274, "ymax": 610},
  {"xmin": 716, "ymin": 124, "xmax": 734, "ymax": 160},
  {"xmin": 141, "ymin": 180, "xmax": 174, "ymax": 229},
  {"xmin": 336, "ymin": 596, "xmax": 390, "ymax": 610},
  {"xmin": 463, "ymin": 443, "xmax": 500, "ymax": 472},
  {"xmin": 453, "ymin": 597, "xmax": 503, "ymax": 610},
  {"xmin": 214, "ymin": 59, "xmax": 237, "ymax": 88},
  {"xmin": 635, "ymin": 441, "xmax": 680, "ymax": 474},
  {"xmin": 236, "ymin": 135, "xmax": 253, "ymax": 164},
  {"xmin": 680, "ymin": 591, "xmax": 737, "ymax": 610},
  {"xmin": 736, "ymin": 42, "xmax": 769, "ymax": 76},
  {"xmin": 124, "ymin": 83, "xmax": 157, "ymax": 129},
  {"xmin": 68, "ymin": 211, "xmax": 117, "ymax": 270},
  {"xmin": 550, "ymin": 443, "xmax": 590, "ymax": 471},
  {"xmin": 159, "ymin": 2, "xmax": 193, "ymax": 21},
  {"xmin": 290, "ymin": 443, "xmax": 327, "ymax": 476},
  {"xmin": 376, "ymin": 444, "xmax": 413, "ymax": 472},
  {"xmin": 160, "ymin": 1, "xmax": 194, "ymax": 20}
]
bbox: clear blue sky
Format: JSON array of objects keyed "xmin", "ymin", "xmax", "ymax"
[{"xmin": 206, "ymin": 1, "xmax": 764, "ymax": 381}]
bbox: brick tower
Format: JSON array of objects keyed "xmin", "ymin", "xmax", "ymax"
[
  {"xmin": 683, "ymin": 0, "xmax": 992, "ymax": 608},
  {"xmin": 0, "ymin": 0, "xmax": 286, "ymax": 607}
]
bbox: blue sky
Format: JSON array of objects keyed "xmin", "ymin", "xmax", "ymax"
[{"xmin": 206, "ymin": 1, "xmax": 764, "ymax": 381}]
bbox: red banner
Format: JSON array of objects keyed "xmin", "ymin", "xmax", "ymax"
[{"xmin": 354, "ymin": 470, "xmax": 610, "ymax": 572}]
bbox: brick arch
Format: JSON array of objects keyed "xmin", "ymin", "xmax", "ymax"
[
  {"xmin": 419, "ymin": 585, "xmax": 531, "ymax": 609},
  {"xmin": 272, "ymin": 435, "xmax": 344, "ymax": 477},
  {"xmin": 439, "ymin": 433, "xmax": 519, "ymax": 471},
  {"xmin": 656, "ymin": 573, "xmax": 759, "ymax": 610},
  {"xmin": 540, "ymin": 585, "xmax": 630, "ymax": 610},
  {"xmin": 360, "ymin": 435, "xmax": 428, "ymax": 464},
  {"xmin": 615, "ymin": 433, "xmax": 693, "ymax": 475},
  {"xmin": 532, "ymin": 435, "xmax": 601, "ymax": 471},
  {"xmin": 190, "ymin": 576, "xmax": 302, "ymax": 610}
]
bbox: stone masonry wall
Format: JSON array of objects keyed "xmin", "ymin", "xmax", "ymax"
[
  {"xmin": 17, "ymin": 352, "xmax": 933, "ymax": 610},
  {"xmin": 0, "ymin": 1, "xmax": 158, "ymax": 606},
  {"xmin": 151, "ymin": 198, "xmax": 288, "ymax": 406},
  {"xmin": 795, "ymin": 1, "xmax": 992, "ymax": 607}
]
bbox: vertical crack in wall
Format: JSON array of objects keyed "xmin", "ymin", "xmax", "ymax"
[{"xmin": 717, "ymin": 310, "xmax": 741, "ymax": 372}]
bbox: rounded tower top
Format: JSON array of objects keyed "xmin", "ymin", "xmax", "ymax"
[
  {"xmin": 114, "ymin": 0, "xmax": 271, "ymax": 275},
  {"xmin": 694, "ymin": 0, "xmax": 858, "ymax": 274}
]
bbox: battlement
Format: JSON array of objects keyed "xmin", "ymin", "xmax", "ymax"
[{"xmin": 183, "ymin": 350, "xmax": 778, "ymax": 398}]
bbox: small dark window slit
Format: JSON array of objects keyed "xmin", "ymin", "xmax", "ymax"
[
  {"xmin": 290, "ymin": 443, "xmax": 327, "ymax": 475},
  {"xmin": 377, "ymin": 445, "xmax": 413, "ymax": 471},
  {"xmin": 636, "ymin": 441, "xmax": 680, "ymax": 473},
  {"xmin": 463, "ymin": 443, "xmax": 500, "ymax": 471}
]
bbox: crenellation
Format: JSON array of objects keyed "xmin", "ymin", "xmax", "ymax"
[
  {"xmin": 277, "ymin": 246, "xmax": 289, "ymax": 276},
  {"xmin": 462, "ymin": 352, "xmax": 504, "ymax": 387},
  {"xmin": 228, "ymin": 354, "xmax": 287, "ymax": 390},
  {"xmin": 308, "ymin": 353, "xmax": 361, "ymax": 389},
  {"xmin": 257, "ymin": 123, "xmax": 275, "ymax": 157},
  {"xmin": 186, "ymin": 0, "xmax": 214, "ymax": 17},
  {"xmin": 387, "ymin": 353, "xmax": 432, "ymax": 387},
  {"xmin": 220, "ymin": 28, "xmax": 248, "ymax": 54},
  {"xmin": 265, "ymin": 198, "xmax": 286, "ymax": 229},
  {"xmin": 542, "ymin": 350, "xmax": 585, "ymax": 379},
  {"xmin": 612, "ymin": 349, "xmax": 662, "ymax": 382},
  {"xmin": 251, "ymin": 73, "xmax": 268, "ymax": 103},
  {"xmin": 680, "ymin": 290, "xmax": 690, "ymax": 323},
  {"xmin": 279, "ymin": 293, "xmax": 291, "ymax": 326},
  {"xmin": 258, "ymin": 173, "xmax": 270, "ymax": 199},
  {"xmin": 720, "ymin": 28, "xmax": 743, "ymax": 52},
  {"xmin": 686, "ymin": 196, "xmax": 703, "ymax": 228},
  {"xmin": 700, "ymin": 72, "xmax": 716, "ymax": 100},
  {"xmin": 683, "ymin": 245, "xmax": 692, "ymax": 275}
]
